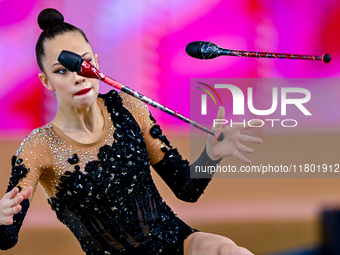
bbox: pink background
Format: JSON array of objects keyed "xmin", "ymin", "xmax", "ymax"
[{"xmin": 0, "ymin": 0, "xmax": 339, "ymax": 136}]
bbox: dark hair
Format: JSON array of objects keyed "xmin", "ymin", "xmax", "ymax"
[{"xmin": 35, "ymin": 8, "xmax": 90, "ymax": 72}]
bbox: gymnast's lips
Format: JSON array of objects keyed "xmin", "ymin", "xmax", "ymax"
[{"xmin": 75, "ymin": 88, "xmax": 91, "ymax": 96}]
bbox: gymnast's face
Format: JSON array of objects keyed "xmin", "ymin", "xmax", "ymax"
[{"xmin": 38, "ymin": 32, "xmax": 99, "ymax": 110}]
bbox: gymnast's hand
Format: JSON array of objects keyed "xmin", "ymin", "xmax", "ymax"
[
  {"xmin": 205, "ymin": 106, "xmax": 263, "ymax": 164},
  {"xmin": 0, "ymin": 186, "xmax": 33, "ymax": 225}
]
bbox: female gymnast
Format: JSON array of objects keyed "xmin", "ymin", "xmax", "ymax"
[{"xmin": 0, "ymin": 8, "xmax": 262, "ymax": 255}]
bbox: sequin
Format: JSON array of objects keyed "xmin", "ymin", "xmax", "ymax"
[{"xmin": 68, "ymin": 154, "xmax": 79, "ymax": 164}]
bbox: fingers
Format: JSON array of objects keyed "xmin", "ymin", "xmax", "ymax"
[
  {"xmin": 0, "ymin": 186, "xmax": 32, "ymax": 225},
  {"xmin": 1, "ymin": 216, "xmax": 14, "ymax": 225},
  {"xmin": 10, "ymin": 186, "xmax": 33, "ymax": 208},
  {"xmin": 229, "ymin": 246, "xmax": 254, "ymax": 255},
  {"xmin": 21, "ymin": 186, "xmax": 33, "ymax": 200},
  {"xmin": 234, "ymin": 119, "xmax": 263, "ymax": 132},
  {"xmin": 1, "ymin": 204, "xmax": 21, "ymax": 225},
  {"xmin": 235, "ymin": 137, "xmax": 261, "ymax": 164},
  {"xmin": 247, "ymin": 119, "xmax": 263, "ymax": 126},
  {"xmin": 240, "ymin": 134, "xmax": 263, "ymax": 144},
  {"xmin": 3, "ymin": 204, "xmax": 22, "ymax": 216},
  {"xmin": 4, "ymin": 187, "xmax": 19, "ymax": 200},
  {"xmin": 2, "ymin": 187, "xmax": 31, "ymax": 215},
  {"xmin": 13, "ymin": 204, "xmax": 22, "ymax": 214},
  {"xmin": 6, "ymin": 194, "xmax": 24, "ymax": 210},
  {"xmin": 236, "ymin": 142, "xmax": 254, "ymax": 154},
  {"xmin": 213, "ymin": 106, "xmax": 225, "ymax": 130},
  {"xmin": 2, "ymin": 187, "xmax": 24, "ymax": 208},
  {"xmin": 233, "ymin": 150, "xmax": 251, "ymax": 164}
]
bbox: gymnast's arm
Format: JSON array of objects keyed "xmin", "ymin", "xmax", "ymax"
[
  {"xmin": 0, "ymin": 132, "xmax": 46, "ymax": 250},
  {"xmin": 122, "ymin": 94, "xmax": 262, "ymax": 203},
  {"xmin": 0, "ymin": 185, "xmax": 33, "ymax": 250},
  {"xmin": 151, "ymin": 146, "xmax": 222, "ymax": 203},
  {"xmin": 145, "ymin": 116, "xmax": 222, "ymax": 203},
  {"xmin": 149, "ymin": 116, "xmax": 262, "ymax": 202}
]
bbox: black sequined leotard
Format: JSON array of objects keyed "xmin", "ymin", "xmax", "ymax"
[{"xmin": 0, "ymin": 91, "xmax": 221, "ymax": 255}]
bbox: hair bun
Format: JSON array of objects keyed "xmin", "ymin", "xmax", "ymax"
[{"xmin": 38, "ymin": 8, "xmax": 64, "ymax": 31}]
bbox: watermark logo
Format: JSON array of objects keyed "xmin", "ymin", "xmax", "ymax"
[
  {"xmin": 196, "ymin": 82, "xmax": 223, "ymax": 115},
  {"xmin": 194, "ymin": 80, "xmax": 312, "ymax": 128}
]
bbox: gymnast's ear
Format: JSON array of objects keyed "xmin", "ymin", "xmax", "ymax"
[{"xmin": 38, "ymin": 73, "xmax": 55, "ymax": 91}]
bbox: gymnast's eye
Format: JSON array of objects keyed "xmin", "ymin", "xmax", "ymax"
[{"xmin": 55, "ymin": 68, "xmax": 69, "ymax": 74}]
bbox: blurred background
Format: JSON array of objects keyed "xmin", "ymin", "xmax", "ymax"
[{"xmin": 0, "ymin": 0, "xmax": 340, "ymax": 254}]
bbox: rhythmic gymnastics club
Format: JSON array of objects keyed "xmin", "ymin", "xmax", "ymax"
[
  {"xmin": 186, "ymin": 41, "xmax": 331, "ymax": 63},
  {"xmin": 58, "ymin": 50, "xmax": 224, "ymax": 141}
]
